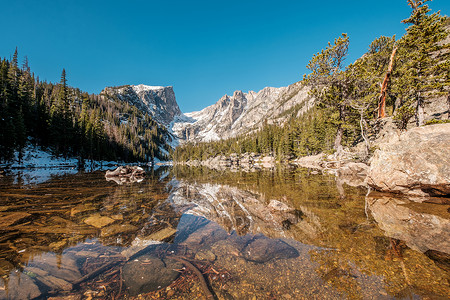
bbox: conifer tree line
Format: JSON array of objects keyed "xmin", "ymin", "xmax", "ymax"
[
  {"xmin": 0, "ymin": 49, "xmax": 171, "ymax": 163},
  {"xmin": 174, "ymin": 0, "xmax": 449, "ymax": 162}
]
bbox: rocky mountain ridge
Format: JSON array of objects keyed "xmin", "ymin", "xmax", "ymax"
[
  {"xmin": 171, "ymin": 81, "xmax": 313, "ymax": 142},
  {"xmin": 102, "ymin": 81, "xmax": 315, "ymax": 145},
  {"xmin": 101, "ymin": 84, "xmax": 181, "ymax": 127}
]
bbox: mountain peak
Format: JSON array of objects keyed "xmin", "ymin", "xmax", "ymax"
[
  {"xmin": 102, "ymin": 84, "xmax": 181, "ymax": 126},
  {"xmin": 172, "ymin": 81, "xmax": 313, "ymax": 142},
  {"xmin": 132, "ymin": 84, "xmax": 170, "ymax": 93},
  {"xmin": 233, "ymin": 90, "xmax": 244, "ymax": 98}
]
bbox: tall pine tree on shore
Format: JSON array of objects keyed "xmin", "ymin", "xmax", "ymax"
[
  {"xmin": 304, "ymin": 33, "xmax": 351, "ymax": 156},
  {"xmin": 393, "ymin": 0, "xmax": 449, "ymax": 128}
]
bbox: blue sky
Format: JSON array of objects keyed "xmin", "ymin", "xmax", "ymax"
[{"xmin": 1, "ymin": 0, "xmax": 449, "ymax": 112}]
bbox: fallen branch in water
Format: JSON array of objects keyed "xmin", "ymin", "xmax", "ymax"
[
  {"xmin": 116, "ymin": 266, "xmax": 124, "ymax": 299},
  {"xmin": 170, "ymin": 256, "xmax": 215, "ymax": 299},
  {"xmin": 73, "ymin": 260, "xmax": 123, "ymax": 287}
]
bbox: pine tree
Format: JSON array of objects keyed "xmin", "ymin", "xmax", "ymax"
[
  {"xmin": 0, "ymin": 59, "xmax": 16, "ymax": 161},
  {"xmin": 392, "ymin": 0, "xmax": 449, "ymax": 127},
  {"xmin": 59, "ymin": 68, "xmax": 69, "ymax": 115},
  {"xmin": 19, "ymin": 58, "xmax": 35, "ymax": 132},
  {"xmin": 304, "ymin": 33, "xmax": 351, "ymax": 156}
]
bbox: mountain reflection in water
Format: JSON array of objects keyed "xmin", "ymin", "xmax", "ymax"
[{"xmin": 0, "ymin": 166, "xmax": 448, "ymax": 299}]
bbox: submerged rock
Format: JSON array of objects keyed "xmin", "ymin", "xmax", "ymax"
[
  {"xmin": 0, "ymin": 212, "xmax": 31, "ymax": 227},
  {"xmin": 84, "ymin": 214, "xmax": 115, "ymax": 228},
  {"xmin": 366, "ymin": 123, "xmax": 450, "ymax": 198},
  {"xmin": 242, "ymin": 237, "xmax": 299, "ymax": 263},
  {"xmin": 122, "ymin": 255, "xmax": 182, "ymax": 296},
  {"xmin": 27, "ymin": 253, "xmax": 81, "ymax": 282},
  {"xmin": 100, "ymin": 224, "xmax": 138, "ymax": 237},
  {"xmin": 0, "ymin": 272, "xmax": 41, "ymax": 300},
  {"xmin": 195, "ymin": 249, "xmax": 217, "ymax": 261}
]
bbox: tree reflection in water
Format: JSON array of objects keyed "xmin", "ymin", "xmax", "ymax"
[{"xmin": 0, "ymin": 166, "xmax": 448, "ymax": 299}]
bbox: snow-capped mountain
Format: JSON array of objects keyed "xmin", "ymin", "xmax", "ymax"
[
  {"xmin": 101, "ymin": 81, "xmax": 314, "ymax": 146},
  {"xmin": 171, "ymin": 81, "xmax": 313, "ymax": 142},
  {"xmin": 101, "ymin": 84, "xmax": 181, "ymax": 126}
]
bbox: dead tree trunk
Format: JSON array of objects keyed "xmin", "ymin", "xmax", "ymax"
[
  {"xmin": 334, "ymin": 104, "xmax": 346, "ymax": 158},
  {"xmin": 416, "ymin": 92, "xmax": 425, "ymax": 126},
  {"xmin": 378, "ymin": 47, "xmax": 397, "ymax": 119},
  {"xmin": 447, "ymin": 92, "xmax": 450, "ymax": 120}
]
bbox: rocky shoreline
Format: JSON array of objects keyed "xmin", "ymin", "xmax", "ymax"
[{"xmin": 176, "ymin": 123, "xmax": 450, "ymax": 202}]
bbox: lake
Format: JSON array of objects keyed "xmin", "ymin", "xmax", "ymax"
[{"xmin": 0, "ymin": 166, "xmax": 449, "ymax": 299}]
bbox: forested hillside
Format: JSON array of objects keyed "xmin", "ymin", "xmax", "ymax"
[
  {"xmin": 0, "ymin": 51, "xmax": 172, "ymax": 164},
  {"xmin": 173, "ymin": 0, "xmax": 449, "ymax": 162}
]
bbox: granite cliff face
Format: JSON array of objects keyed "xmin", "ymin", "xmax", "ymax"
[
  {"xmin": 172, "ymin": 81, "xmax": 313, "ymax": 142},
  {"xmin": 101, "ymin": 84, "xmax": 181, "ymax": 126}
]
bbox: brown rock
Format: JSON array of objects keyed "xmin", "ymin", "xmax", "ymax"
[
  {"xmin": 100, "ymin": 224, "xmax": 138, "ymax": 237},
  {"xmin": 70, "ymin": 203, "xmax": 96, "ymax": 217},
  {"xmin": 111, "ymin": 214, "xmax": 123, "ymax": 220},
  {"xmin": 367, "ymin": 123, "xmax": 450, "ymax": 198},
  {"xmin": 336, "ymin": 162, "xmax": 369, "ymax": 188},
  {"xmin": 84, "ymin": 214, "xmax": 115, "ymax": 228},
  {"xmin": 49, "ymin": 239, "xmax": 69, "ymax": 252},
  {"xmin": 74, "ymin": 250, "xmax": 100, "ymax": 258},
  {"xmin": 145, "ymin": 226, "xmax": 176, "ymax": 241},
  {"xmin": 0, "ymin": 212, "xmax": 31, "ymax": 227}
]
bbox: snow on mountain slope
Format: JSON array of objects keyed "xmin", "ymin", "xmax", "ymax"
[
  {"xmin": 172, "ymin": 81, "xmax": 313, "ymax": 142},
  {"xmin": 101, "ymin": 82, "xmax": 313, "ymax": 146},
  {"xmin": 101, "ymin": 84, "xmax": 181, "ymax": 126}
]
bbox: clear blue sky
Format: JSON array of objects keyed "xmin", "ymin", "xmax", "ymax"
[{"xmin": 1, "ymin": 0, "xmax": 449, "ymax": 112}]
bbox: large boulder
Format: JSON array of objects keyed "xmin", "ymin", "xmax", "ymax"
[
  {"xmin": 122, "ymin": 255, "xmax": 182, "ymax": 296},
  {"xmin": 366, "ymin": 123, "xmax": 450, "ymax": 198}
]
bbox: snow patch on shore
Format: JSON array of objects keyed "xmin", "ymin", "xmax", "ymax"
[
  {"xmin": 1, "ymin": 145, "xmax": 78, "ymax": 169},
  {"xmin": 0, "ymin": 144, "xmax": 122, "ymax": 185}
]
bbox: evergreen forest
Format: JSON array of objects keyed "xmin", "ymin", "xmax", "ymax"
[
  {"xmin": 173, "ymin": 0, "xmax": 449, "ymax": 162},
  {"xmin": 0, "ymin": 51, "xmax": 172, "ymax": 164}
]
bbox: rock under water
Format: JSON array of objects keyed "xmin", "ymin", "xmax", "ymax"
[
  {"xmin": 242, "ymin": 237, "xmax": 299, "ymax": 263},
  {"xmin": 122, "ymin": 255, "xmax": 183, "ymax": 296}
]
